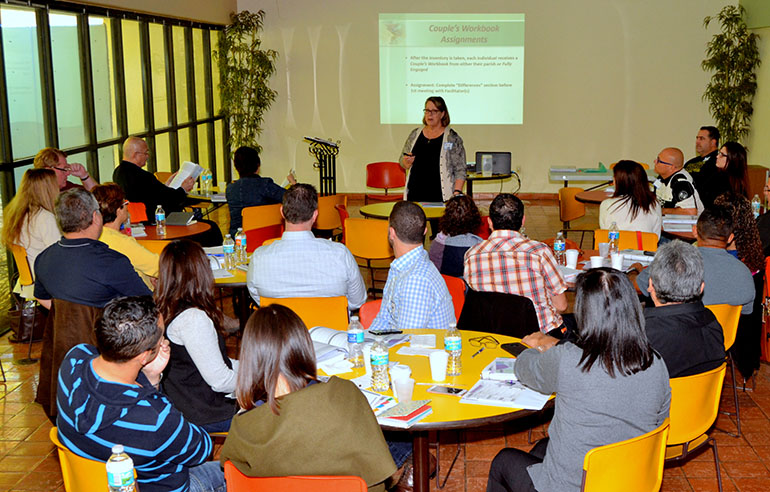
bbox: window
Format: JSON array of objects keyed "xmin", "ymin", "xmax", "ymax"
[{"xmin": 50, "ymin": 13, "xmax": 86, "ymax": 149}]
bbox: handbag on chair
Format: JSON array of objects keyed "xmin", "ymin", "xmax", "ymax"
[{"xmin": 8, "ymin": 297, "xmax": 46, "ymax": 343}]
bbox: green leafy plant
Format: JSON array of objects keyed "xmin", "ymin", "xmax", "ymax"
[
  {"xmin": 702, "ymin": 5, "xmax": 760, "ymax": 144},
  {"xmin": 215, "ymin": 10, "xmax": 278, "ymax": 154}
]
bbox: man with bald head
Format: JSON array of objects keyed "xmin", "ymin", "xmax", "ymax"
[{"xmin": 653, "ymin": 147, "xmax": 703, "ymax": 215}]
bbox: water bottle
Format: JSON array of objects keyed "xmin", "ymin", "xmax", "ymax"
[
  {"xmin": 347, "ymin": 316, "xmax": 364, "ymax": 368},
  {"xmin": 370, "ymin": 336, "xmax": 390, "ymax": 392},
  {"xmin": 121, "ymin": 215, "xmax": 132, "ymax": 236},
  {"xmin": 106, "ymin": 444, "xmax": 136, "ymax": 492},
  {"xmin": 234, "ymin": 228, "xmax": 246, "ymax": 265},
  {"xmin": 445, "ymin": 323, "xmax": 462, "ymax": 376},
  {"xmin": 608, "ymin": 221, "xmax": 619, "ymax": 255},
  {"xmin": 752, "ymin": 194, "xmax": 761, "ymax": 218},
  {"xmin": 200, "ymin": 169, "xmax": 212, "ymax": 195},
  {"xmin": 154, "ymin": 205, "xmax": 166, "ymax": 236},
  {"xmin": 553, "ymin": 231, "xmax": 566, "ymax": 266},
  {"xmin": 520, "ymin": 226, "xmax": 527, "ymax": 238},
  {"xmin": 223, "ymin": 234, "xmax": 235, "ymax": 270}
]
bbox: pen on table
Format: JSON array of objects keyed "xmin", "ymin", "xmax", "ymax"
[{"xmin": 471, "ymin": 346, "xmax": 485, "ymax": 358}]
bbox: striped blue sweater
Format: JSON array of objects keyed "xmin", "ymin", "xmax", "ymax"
[{"xmin": 56, "ymin": 344, "xmax": 212, "ymax": 492}]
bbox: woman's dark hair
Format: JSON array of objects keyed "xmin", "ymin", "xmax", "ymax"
[
  {"xmin": 92, "ymin": 183, "xmax": 125, "ymax": 224},
  {"xmin": 233, "ymin": 146, "xmax": 261, "ymax": 177},
  {"xmin": 154, "ymin": 239, "xmax": 224, "ymax": 334},
  {"xmin": 610, "ymin": 160, "xmax": 657, "ymax": 220},
  {"xmin": 421, "ymin": 96, "xmax": 450, "ymax": 127},
  {"xmin": 439, "ymin": 195, "xmax": 482, "ymax": 237},
  {"xmin": 720, "ymin": 142, "xmax": 750, "ymax": 199},
  {"xmin": 574, "ymin": 268, "xmax": 655, "ymax": 377},
  {"xmin": 713, "ymin": 193, "xmax": 764, "ymax": 273},
  {"xmin": 235, "ymin": 305, "xmax": 317, "ymax": 414}
]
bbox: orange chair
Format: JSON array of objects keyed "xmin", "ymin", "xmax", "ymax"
[
  {"xmin": 154, "ymin": 171, "xmax": 173, "ymax": 184},
  {"xmin": 336, "ymin": 204, "xmax": 350, "ymax": 243},
  {"xmin": 344, "ymin": 218, "xmax": 394, "ymax": 296},
  {"xmin": 9, "ymin": 244, "xmax": 36, "ymax": 367},
  {"xmin": 127, "ymin": 202, "xmax": 148, "ymax": 223},
  {"xmin": 706, "ymin": 303, "xmax": 742, "ymax": 437},
  {"xmin": 594, "ymin": 229, "xmax": 658, "ymax": 252},
  {"xmin": 243, "ymin": 203, "xmax": 284, "ymax": 252},
  {"xmin": 559, "ymin": 187, "xmax": 586, "ymax": 229},
  {"xmin": 224, "ymin": 461, "xmax": 367, "ymax": 492},
  {"xmin": 135, "ymin": 239, "xmax": 170, "ymax": 255},
  {"xmin": 259, "ymin": 296, "xmax": 349, "ymax": 331},
  {"xmin": 358, "ymin": 299, "xmax": 382, "ymax": 328},
  {"xmin": 315, "ymin": 194, "xmax": 347, "ymax": 240},
  {"xmin": 365, "ymin": 162, "xmax": 406, "ymax": 205},
  {"xmin": 442, "ymin": 274, "xmax": 466, "ymax": 321}
]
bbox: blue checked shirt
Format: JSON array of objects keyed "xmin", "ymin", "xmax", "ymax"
[{"xmin": 370, "ymin": 246, "xmax": 455, "ymax": 331}]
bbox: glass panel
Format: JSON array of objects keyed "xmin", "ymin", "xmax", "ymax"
[
  {"xmin": 90, "ymin": 16, "xmax": 118, "ymax": 142},
  {"xmin": 197, "ymin": 124, "xmax": 210, "ymax": 170},
  {"xmin": 98, "ymin": 145, "xmax": 119, "ymax": 183},
  {"xmin": 122, "ymin": 19, "xmax": 145, "ymax": 133},
  {"xmin": 173, "ymin": 26, "xmax": 189, "ymax": 123},
  {"xmin": 154, "ymin": 133, "xmax": 171, "ymax": 173},
  {"xmin": 149, "ymin": 23, "xmax": 168, "ymax": 129},
  {"xmin": 214, "ymin": 119, "xmax": 225, "ymax": 186},
  {"xmin": 1, "ymin": 7, "xmax": 46, "ymax": 159},
  {"xmin": 50, "ymin": 12, "xmax": 86, "ymax": 149},
  {"xmin": 65, "ymin": 151, "xmax": 88, "ymax": 186},
  {"xmin": 13, "ymin": 164, "xmax": 34, "ymax": 193},
  {"xmin": 211, "ymin": 30, "xmax": 221, "ymax": 115},
  {"xmin": 178, "ymin": 128, "xmax": 191, "ymax": 164},
  {"xmin": 193, "ymin": 28, "xmax": 208, "ymax": 119}
]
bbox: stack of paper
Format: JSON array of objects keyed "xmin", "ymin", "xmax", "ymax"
[
  {"xmin": 377, "ymin": 400, "xmax": 433, "ymax": 428},
  {"xmin": 460, "ymin": 380, "xmax": 550, "ymax": 410},
  {"xmin": 481, "ymin": 358, "xmax": 517, "ymax": 381}
]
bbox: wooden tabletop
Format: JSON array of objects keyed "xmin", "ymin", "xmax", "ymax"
[
  {"xmin": 359, "ymin": 202, "xmax": 445, "ymax": 220},
  {"xmin": 575, "ymin": 190, "xmax": 612, "ymax": 204}
]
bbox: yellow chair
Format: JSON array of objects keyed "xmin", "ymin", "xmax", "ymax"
[
  {"xmin": 10, "ymin": 243, "xmax": 38, "ymax": 367},
  {"xmin": 580, "ymin": 418, "xmax": 669, "ymax": 492},
  {"xmin": 594, "ymin": 229, "xmax": 658, "ymax": 252},
  {"xmin": 224, "ymin": 461, "xmax": 367, "ymax": 492},
  {"xmin": 154, "ymin": 171, "xmax": 173, "ymax": 184},
  {"xmin": 135, "ymin": 239, "xmax": 171, "ymax": 255},
  {"xmin": 344, "ymin": 218, "xmax": 394, "ymax": 297},
  {"xmin": 315, "ymin": 194, "xmax": 347, "ymax": 239},
  {"xmin": 50, "ymin": 427, "xmax": 139, "ymax": 491},
  {"xmin": 242, "ymin": 203, "xmax": 284, "ymax": 231},
  {"xmin": 260, "ymin": 296, "xmax": 349, "ymax": 331},
  {"xmin": 666, "ymin": 363, "xmax": 727, "ymax": 492},
  {"xmin": 706, "ymin": 303, "xmax": 742, "ymax": 437}
]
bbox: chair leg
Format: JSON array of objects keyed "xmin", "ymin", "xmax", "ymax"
[
  {"xmin": 710, "ymin": 437, "xmax": 723, "ymax": 492},
  {"xmin": 430, "ymin": 431, "xmax": 462, "ymax": 489},
  {"xmin": 730, "ymin": 357, "xmax": 741, "ymax": 437}
]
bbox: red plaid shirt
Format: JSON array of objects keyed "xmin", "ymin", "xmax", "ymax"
[{"xmin": 464, "ymin": 230, "xmax": 567, "ymax": 333}]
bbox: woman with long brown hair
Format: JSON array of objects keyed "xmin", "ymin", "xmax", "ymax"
[
  {"xmin": 599, "ymin": 160, "xmax": 661, "ymax": 238},
  {"xmin": 697, "ymin": 141, "xmax": 750, "ymax": 208},
  {"xmin": 155, "ymin": 239, "xmax": 238, "ymax": 432},
  {"xmin": 221, "ymin": 305, "xmax": 401, "ymax": 491}
]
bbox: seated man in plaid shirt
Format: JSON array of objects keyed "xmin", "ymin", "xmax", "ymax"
[
  {"xmin": 464, "ymin": 193, "xmax": 570, "ymax": 337},
  {"xmin": 369, "ymin": 201, "xmax": 455, "ymax": 331}
]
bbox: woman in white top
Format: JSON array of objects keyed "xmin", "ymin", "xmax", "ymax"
[
  {"xmin": 2, "ymin": 169, "xmax": 60, "ymax": 291},
  {"xmin": 155, "ymin": 239, "xmax": 239, "ymax": 432},
  {"xmin": 599, "ymin": 160, "xmax": 662, "ymax": 238}
]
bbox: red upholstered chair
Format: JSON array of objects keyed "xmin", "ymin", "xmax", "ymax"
[
  {"xmin": 245, "ymin": 224, "xmax": 284, "ymax": 253},
  {"xmin": 358, "ymin": 300, "xmax": 382, "ymax": 328},
  {"xmin": 365, "ymin": 162, "xmax": 406, "ymax": 204},
  {"xmin": 442, "ymin": 274, "xmax": 466, "ymax": 321}
]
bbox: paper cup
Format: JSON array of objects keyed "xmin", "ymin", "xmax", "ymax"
[
  {"xmin": 590, "ymin": 256, "xmax": 604, "ymax": 268},
  {"xmin": 429, "ymin": 351, "xmax": 449, "ymax": 381},
  {"xmin": 390, "ymin": 364, "xmax": 411, "ymax": 383},
  {"xmin": 611, "ymin": 253, "xmax": 624, "ymax": 270},
  {"xmin": 393, "ymin": 377, "xmax": 415, "ymax": 402},
  {"xmin": 565, "ymin": 249, "xmax": 579, "ymax": 269},
  {"xmin": 598, "ymin": 242, "xmax": 610, "ymax": 258}
]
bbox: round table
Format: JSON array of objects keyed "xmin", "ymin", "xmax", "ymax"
[
  {"xmin": 140, "ymin": 222, "xmax": 211, "ymax": 240},
  {"xmin": 359, "ymin": 202, "xmax": 445, "ymax": 220},
  {"xmin": 575, "ymin": 190, "xmax": 612, "ymax": 204},
  {"xmin": 330, "ymin": 329, "xmax": 552, "ymax": 492}
]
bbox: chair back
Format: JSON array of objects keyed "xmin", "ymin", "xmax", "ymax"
[
  {"xmin": 366, "ymin": 162, "xmax": 406, "ymax": 191},
  {"xmin": 359, "ymin": 299, "xmax": 382, "ymax": 328},
  {"xmin": 315, "ymin": 194, "xmax": 347, "ymax": 231},
  {"xmin": 135, "ymin": 239, "xmax": 170, "ymax": 255},
  {"xmin": 668, "ymin": 363, "xmax": 727, "ymax": 445},
  {"xmin": 594, "ymin": 229, "xmax": 658, "ymax": 252},
  {"xmin": 559, "ymin": 187, "xmax": 586, "ymax": 224},
  {"xmin": 336, "ymin": 204, "xmax": 350, "ymax": 243},
  {"xmin": 154, "ymin": 171, "xmax": 173, "ymax": 184},
  {"xmin": 441, "ymin": 274, "xmax": 466, "ymax": 321},
  {"xmin": 457, "ymin": 288, "xmax": 539, "ymax": 337},
  {"xmin": 242, "ymin": 203, "xmax": 284, "ymax": 231},
  {"xmin": 474, "ymin": 216, "xmax": 491, "ymax": 239},
  {"xmin": 126, "ymin": 202, "xmax": 148, "ymax": 222},
  {"xmin": 259, "ymin": 296, "xmax": 349, "ymax": 331},
  {"xmin": 344, "ymin": 218, "xmax": 393, "ymax": 260},
  {"xmin": 50, "ymin": 427, "xmax": 131, "ymax": 492},
  {"xmin": 224, "ymin": 461, "xmax": 367, "ymax": 492},
  {"xmin": 10, "ymin": 244, "xmax": 34, "ymax": 287},
  {"xmin": 705, "ymin": 304, "xmax": 741, "ymax": 351},
  {"xmin": 245, "ymin": 224, "xmax": 284, "ymax": 252},
  {"xmin": 581, "ymin": 418, "xmax": 669, "ymax": 492}
]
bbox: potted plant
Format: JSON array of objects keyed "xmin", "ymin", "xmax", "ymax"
[{"xmin": 701, "ymin": 5, "xmax": 760, "ymax": 144}]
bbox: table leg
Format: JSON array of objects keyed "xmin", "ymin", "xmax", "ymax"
[
  {"xmin": 413, "ymin": 431, "xmax": 430, "ymax": 492},
  {"xmin": 466, "ymin": 179, "xmax": 473, "ymax": 199}
]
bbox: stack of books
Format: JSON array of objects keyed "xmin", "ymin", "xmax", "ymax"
[{"xmin": 376, "ymin": 400, "xmax": 433, "ymax": 428}]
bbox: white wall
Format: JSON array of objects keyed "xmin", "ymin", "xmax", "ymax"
[{"xmin": 237, "ymin": 0, "xmax": 729, "ymax": 194}]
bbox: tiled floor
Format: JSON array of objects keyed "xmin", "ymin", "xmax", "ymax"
[{"xmin": 0, "ymin": 197, "xmax": 768, "ymax": 491}]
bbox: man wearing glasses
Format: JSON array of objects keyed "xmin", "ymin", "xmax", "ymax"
[
  {"xmin": 652, "ymin": 147, "xmax": 703, "ymax": 215},
  {"xmin": 33, "ymin": 147, "xmax": 98, "ymax": 192}
]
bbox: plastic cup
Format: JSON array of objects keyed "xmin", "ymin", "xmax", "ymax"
[
  {"xmin": 390, "ymin": 364, "xmax": 411, "ymax": 383},
  {"xmin": 429, "ymin": 351, "xmax": 449, "ymax": 381},
  {"xmin": 590, "ymin": 256, "xmax": 604, "ymax": 268},
  {"xmin": 611, "ymin": 253, "xmax": 624, "ymax": 270},
  {"xmin": 598, "ymin": 242, "xmax": 610, "ymax": 258},
  {"xmin": 565, "ymin": 249, "xmax": 579, "ymax": 269},
  {"xmin": 393, "ymin": 377, "xmax": 415, "ymax": 402}
]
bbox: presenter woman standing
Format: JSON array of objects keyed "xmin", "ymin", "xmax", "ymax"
[{"xmin": 400, "ymin": 96, "xmax": 466, "ymax": 202}]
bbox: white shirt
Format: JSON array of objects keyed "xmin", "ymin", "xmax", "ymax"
[
  {"xmin": 599, "ymin": 197, "xmax": 662, "ymax": 239},
  {"xmin": 18, "ymin": 208, "xmax": 60, "ymax": 273},
  {"xmin": 246, "ymin": 230, "xmax": 368, "ymax": 309}
]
